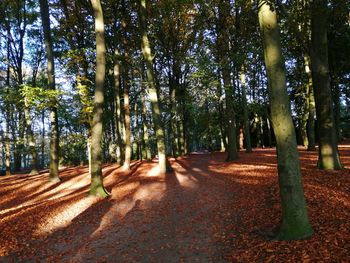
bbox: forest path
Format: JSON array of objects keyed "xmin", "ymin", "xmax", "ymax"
[{"xmin": 1, "ymin": 146, "xmax": 350, "ymax": 262}]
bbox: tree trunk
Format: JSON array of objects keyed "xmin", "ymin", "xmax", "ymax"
[
  {"xmin": 141, "ymin": 87, "xmax": 152, "ymax": 161},
  {"xmin": 310, "ymin": 0, "xmax": 342, "ymax": 169},
  {"xmin": 113, "ymin": 50, "xmax": 124, "ymax": 165},
  {"xmin": 304, "ymin": 55, "xmax": 316, "ymax": 151},
  {"xmin": 89, "ymin": 0, "xmax": 109, "ymax": 197},
  {"xmin": 5, "ymin": 43, "xmax": 12, "ymax": 175},
  {"xmin": 139, "ymin": 0, "xmax": 167, "ymax": 174},
  {"xmin": 122, "ymin": 68, "xmax": 132, "ymax": 171},
  {"xmin": 240, "ymin": 70, "xmax": 252, "ymax": 153},
  {"xmin": 217, "ymin": 1, "xmax": 238, "ymax": 161},
  {"xmin": 258, "ymin": 0, "xmax": 313, "ymax": 240},
  {"xmin": 331, "ymin": 76, "xmax": 341, "ymax": 142},
  {"xmin": 24, "ymin": 99, "xmax": 39, "ymax": 175},
  {"xmin": 41, "ymin": 111, "xmax": 46, "ymax": 167},
  {"xmin": 39, "ymin": 0, "xmax": 60, "ymax": 181}
]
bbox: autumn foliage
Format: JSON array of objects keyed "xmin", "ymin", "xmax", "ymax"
[{"xmin": 0, "ymin": 145, "xmax": 349, "ymax": 262}]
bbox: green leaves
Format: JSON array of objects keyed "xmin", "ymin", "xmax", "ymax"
[{"xmin": 19, "ymin": 84, "xmax": 63, "ymax": 110}]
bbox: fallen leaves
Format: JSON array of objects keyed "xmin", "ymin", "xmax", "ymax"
[{"xmin": 0, "ymin": 145, "xmax": 349, "ymax": 262}]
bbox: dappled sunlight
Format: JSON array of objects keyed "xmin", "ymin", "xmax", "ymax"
[
  {"xmin": 1, "ymin": 144, "xmax": 349, "ymax": 261},
  {"xmin": 146, "ymin": 165, "xmax": 162, "ymax": 177},
  {"xmin": 91, "ymin": 181, "xmax": 167, "ymax": 239},
  {"xmin": 171, "ymin": 161, "xmax": 199, "ymax": 188},
  {"xmin": 34, "ymin": 195, "xmax": 98, "ymax": 236}
]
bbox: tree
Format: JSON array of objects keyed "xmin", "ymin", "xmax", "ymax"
[
  {"xmin": 39, "ymin": 0, "xmax": 60, "ymax": 181},
  {"xmin": 310, "ymin": 0, "xmax": 343, "ymax": 170},
  {"xmin": 139, "ymin": 0, "xmax": 167, "ymax": 174},
  {"xmin": 89, "ymin": 0, "xmax": 109, "ymax": 197},
  {"xmin": 217, "ymin": 0, "xmax": 238, "ymax": 161},
  {"xmin": 239, "ymin": 68, "xmax": 252, "ymax": 153},
  {"xmin": 258, "ymin": 0, "xmax": 313, "ymax": 240}
]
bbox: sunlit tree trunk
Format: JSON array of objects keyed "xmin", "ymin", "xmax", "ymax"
[
  {"xmin": 141, "ymin": 87, "xmax": 152, "ymax": 161},
  {"xmin": 39, "ymin": 0, "xmax": 60, "ymax": 181},
  {"xmin": 139, "ymin": 0, "xmax": 167, "ymax": 174},
  {"xmin": 113, "ymin": 50, "xmax": 124, "ymax": 165},
  {"xmin": 89, "ymin": 0, "xmax": 109, "ymax": 197},
  {"xmin": 5, "ymin": 40, "xmax": 12, "ymax": 175},
  {"xmin": 310, "ymin": 0, "xmax": 342, "ymax": 169},
  {"xmin": 258, "ymin": 0, "xmax": 313, "ymax": 240},
  {"xmin": 122, "ymin": 68, "xmax": 132, "ymax": 171},
  {"xmin": 41, "ymin": 111, "xmax": 45, "ymax": 168},
  {"xmin": 240, "ymin": 70, "xmax": 252, "ymax": 153},
  {"xmin": 24, "ymin": 98, "xmax": 39, "ymax": 175}
]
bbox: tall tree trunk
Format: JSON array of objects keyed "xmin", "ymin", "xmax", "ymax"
[
  {"xmin": 310, "ymin": 0, "xmax": 342, "ymax": 169},
  {"xmin": 240, "ymin": 69, "xmax": 252, "ymax": 153},
  {"xmin": 14, "ymin": 114, "xmax": 25, "ymax": 172},
  {"xmin": 89, "ymin": 0, "xmax": 109, "ymax": 197},
  {"xmin": 5, "ymin": 117, "xmax": 11, "ymax": 175},
  {"xmin": 303, "ymin": 55, "xmax": 317, "ymax": 151},
  {"xmin": 169, "ymin": 83, "xmax": 178, "ymax": 156},
  {"xmin": 266, "ymin": 116, "xmax": 272, "ymax": 148},
  {"xmin": 113, "ymin": 50, "xmax": 124, "ymax": 165},
  {"xmin": 217, "ymin": 1, "xmax": 238, "ymax": 161},
  {"xmin": 122, "ymin": 68, "xmax": 132, "ymax": 171},
  {"xmin": 41, "ymin": 111, "xmax": 46, "ymax": 168},
  {"xmin": 139, "ymin": 0, "xmax": 167, "ymax": 174},
  {"xmin": 258, "ymin": 0, "xmax": 313, "ymax": 240},
  {"xmin": 331, "ymin": 76, "xmax": 341, "ymax": 142},
  {"xmin": 5, "ymin": 41, "xmax": 11, "ymax": 175},
  {"xmin": 39, "ymin": 0, "xmax": 60, "ymax": 181},
  {"xmin": 141, "ymin": 87, "xmax": 152, "ymax": 161},
  {"xmin": 24, "ymin": 99, "xmax": 39, "ymax": 175}
]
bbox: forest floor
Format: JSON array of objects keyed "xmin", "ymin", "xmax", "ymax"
[{"xmin": 0, "ymin": 145, "xmax": 349, "ymax": 262}]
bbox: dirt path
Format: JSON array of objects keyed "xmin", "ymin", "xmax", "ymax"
[{"xmin": 1, "ymin": 147, "xmax": 349, "ymax": 262}]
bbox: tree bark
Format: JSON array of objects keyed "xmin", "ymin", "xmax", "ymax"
[
  {"xmin": 113, "ymin": 50, "xmax": 124, "ymax": 165},
  {"xmin": 24, "ymin": 98, "xmax": 39, "ymax": 175},
  {"xmin": 39, "ymin": 0, "xmax": 60, "ymax": 181},
  {"xmin": 258, "ymin": 0, "xmax": 313, "ymax": 240},
  {"xmin": 89, "ymin": 0, "xmax": 109, "ymax": 197},
  {"xmin": 217, "ymin": 0, "xmax": 238, "ymax": 161},
  {"xmin": 310, "ymin": 0, "xmax": 342, "ymax": 169},
  {"xmin": 304, "ymin": 55, "xmax": 316, "ymax": 151},
  {"xmin": 240, "ymin": 70, "xmax": 252, "ymax": 153},
  {"xmin": 141, "ymin": 87, "xmax": 152, "ymax": 161},
  {"xmin": 5, "ymin": 40, "xmax": 12, "ymax": 175},
  {"xmin": 122, "ymin": 67, "xmax": 132, "ymax": 171},
  {"xmin": 139, "ymin": 0, "xmax": 167, "ymax": 174}
]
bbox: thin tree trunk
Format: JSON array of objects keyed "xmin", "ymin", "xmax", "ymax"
[
  {"xmin": 113, "ymin": 50, "xmax": 124, "ymax": 165},
  {"xmin": 89, "ymin": 0, "xmax": 109, "ymax": 197},
  {"xmin": 304, "ymin": 55, "xmax": 316, "ymax": 151},
  {"xmin": 240, "ymin": 70, "xmax": 252, "ymax": 153},
  {"xmin": 217, "ymin": 1, "xmax": 238, "ymax": 161},
  {"xmin": 258, "ymin": 0, "xmax": 313, "ymax": 240},
  {"xmin": 310, "ymin": 0, "xmax": 342, "ymax": 169},
  {"xmin": 5, "ymin": 41, "xmax": 11, "ymax": 175},
  {"xmin": 41, "ymin": 111, "xmax": 46, "ymax": 167},
  {"xmin": 141, "ymin": 87, "xmax": 152, "ymax": 161},
  {"xmin": 39, "ymin": 0, "xmax": 60, "ymax": 181},
  {"xmin": 331, "ymin": 76, "xmax": 341, "ymax": 141},
  {"xmin": 122, "ymin": 69, "xmax": 132, "ymax": 171},
  {"xmin": 139, "ymin": 0, "xmax": 167, "ymax": 174},
  {"xmin": 24, "ymin": 99, "xmax": 39, "ymax": 175}
]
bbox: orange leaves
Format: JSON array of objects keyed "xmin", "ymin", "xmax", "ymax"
[{"xmin": 0, "ymin": 145, "xmax": 349, "ymax": 261}]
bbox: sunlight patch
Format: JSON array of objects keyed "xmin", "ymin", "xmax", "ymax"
[
  {"xmin": 175, "ymin": 172, "xmax": 198, "ymax": 188},
  {"xmin": 34, "ymin": 196, "xmax": 97, "ymax": 236}
]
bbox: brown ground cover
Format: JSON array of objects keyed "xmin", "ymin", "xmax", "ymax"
[{"xmin": 0, "ymin": 145, "xmax": 349, "ymax": 262}]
